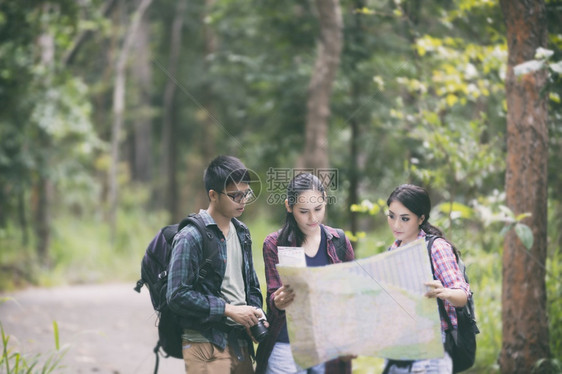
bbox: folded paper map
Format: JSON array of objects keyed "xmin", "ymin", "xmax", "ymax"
[
  {"xmin": 276, "ymin": 238, "xmax": 444, "ymax": 368},
  {"xmin": 278, "ymin": 246, "xmax": 306, "ymax": 267}
]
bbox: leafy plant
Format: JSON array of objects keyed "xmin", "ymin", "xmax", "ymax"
[{"xmin": 0, "ymin": 319, "xmax": 68, "ymax": 374}]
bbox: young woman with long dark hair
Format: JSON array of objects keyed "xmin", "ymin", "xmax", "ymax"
[
  {"xmin": 255, "ymin": 173, "xmax": 355, "ymax": 374},
  {"xmin": 383, "ymin": 184, "xmax": 470, "ymax": 374}
]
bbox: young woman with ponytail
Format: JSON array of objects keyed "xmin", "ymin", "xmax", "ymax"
[
  {"xmin": 383, "ymin": 184, "xmax": 470, "ymax": 374},
  {"xmin": 255, "ymin": 173, "xmax": 355, "ymax": 374}
]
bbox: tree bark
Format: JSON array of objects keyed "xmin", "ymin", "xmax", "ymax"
[
  {"xmin": 34, "ymin": 165, "xmax": 51, "ymax": 266},
  {"xmin": 34, "ymin": 5, "xmax": 55, "ymax": 266},
  {"xmin": 161, "ymin": 0, "xmax": 187, "ymax": 221},
  {"xmin": 109, "ymin": 0, "xmax": 153, "ymax": 237},
  {"xmin": 347, "ymin": 0, "xmax": 367, "ymax": 238},
  {"xmin": 301, "ymin": 0, "xmax": 343, "ymax": 169},
  {"xmin": 131, "ymin": 16, "xmax": 152, "ymax": 183},
  {"xmin": 200, "ymin": 0, "xmax": 218, "ymax": 163},
  {"xmin": 189, "ymin": 0, "xmax": 219, "ymax": 216},
  {"xmin": 18, "ymin": 189, "xmax": 28, "ymax": 246},
  {"xmin": 499, "ymin": 1, "xmax": 550, "ymax": 372}
]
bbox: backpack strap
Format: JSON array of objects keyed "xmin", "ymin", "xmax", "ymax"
[
  {"xmin": 333, "ymin": 228, "xmax": 348, "ymax": 262},
  {"xmin": 176, "ymin": 213, "xmax": 220, "ymax": 281},
  {"xmin": 425, "ymin": 235, "xmax": 454, "ymax": 333},
  {"xmin": 162, "ymin": 224, "xmax": 180, "ymax": 246}
]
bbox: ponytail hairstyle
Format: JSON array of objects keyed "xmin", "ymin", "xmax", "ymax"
[
  {"xmin": 387, "ymin": 184, "xmax": 460, "ymax": 258},
  {"xmin": 277, "ymin": 173, "xmax": 326, "ymax": 247}
]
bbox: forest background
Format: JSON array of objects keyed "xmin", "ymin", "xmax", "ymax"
[{"xmin": 0, "ymin": 0, "xmax": 561, "ymax": 373}]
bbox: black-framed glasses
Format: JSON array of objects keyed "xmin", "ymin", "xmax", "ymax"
[{"xmin": 220, "ymin": 188, "xmax": 255, "ymax": 203}]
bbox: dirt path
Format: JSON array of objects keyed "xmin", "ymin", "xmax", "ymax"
[{"xmin": 0, "ymin": 283, "xmax": 185, "ymax": 373}]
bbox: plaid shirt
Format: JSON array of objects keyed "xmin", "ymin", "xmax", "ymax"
[
  {"xmin": 255, "ymin": 225, "xmax": 355, "ymax": 374},
  {"xmin": 390, "ymin": 230, "xmax": 470, "ymax": 331},
  {"xmin": 166, "ymin": 210, "xmax": 263, "ymax": 350}
]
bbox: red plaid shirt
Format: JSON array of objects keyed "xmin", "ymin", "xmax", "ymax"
[
  {"xmin": 255, "ymin": 225, "xmax": 355, "ymax": 374},
  {"xmin": 390, "ymin": 230, "xmax": 470, "ymax": 330}
]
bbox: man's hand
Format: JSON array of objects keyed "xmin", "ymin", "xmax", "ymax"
[{"xmin": 224, "ymin": 304, "xmax": 262, "ymax": 328}]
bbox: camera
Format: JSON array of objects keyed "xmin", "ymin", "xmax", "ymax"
[{"xmin": 250, "ymin": 317, "xmax": 268, "ymax": 342}]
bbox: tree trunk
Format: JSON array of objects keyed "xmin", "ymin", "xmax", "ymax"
[
  {"xmin": 34, "ymin": 5, "xmax": 55, "ymax": 266},
  {"xmin": 131, "ymin": 16, "xmax": 152, "ymax": 183},
  {"xmin": 109, "ymin": 0, "xmax": 152, "ymax": 238},
  {"xmin": 35, "ymin": 166, "xmax": 51, "ymax": 266},
  {"xmin": 349, "ymin": 116, "xmax": 359, "ymax": 235},
  {"xmin": 301, "ymin": 0, "xmax": 343, "ymax": 169},
  {"xmin": 190, "ymin": 0, "xmax": 219, "ymax": 215},
  {"xmin": 499, "ymin": 1, "xmax": 550, "ymax": 372},
  {"xmin": 160, "ymin": 0, "xmax": 187, "ymax": 221},
  {"xmin": 201, "ymin": 0, "xmax": 218, "ymax": 163},
  {"xmin": 18, "ymin": 189, "xmax": 28, "ymax": 246},
  {"xmin": 347, "ymin": 0, "xmax": 367, "ymax": 239}
]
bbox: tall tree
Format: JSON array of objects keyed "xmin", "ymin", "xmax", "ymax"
[
  {"xmin": 130, "ymin": 16, "xmax": 153, "ymax": 184},
  {"xmin": 160, "ymin": 0, "xmax": 187, "ymax": 220},
  {"xmin": 342, "ymin": 0, "xmax": 369, "ymax": 237},
  {"xmin": 109, "ymin": 0, "xmax": 152, "ymax": 236},
  {"xmin": 200, "ymin": 0, "xmax": 218, "ymax": 163},
  {"xmin": 499, "ymin": 0, "xmax": 550, "ymax": 372},
  {"xmin": 35, "ymin": 11, "xmax": 55, "ymax": 263},
  {"xmin": 302, "ymin": 0, "xmax": 343, "ymax": 169}
]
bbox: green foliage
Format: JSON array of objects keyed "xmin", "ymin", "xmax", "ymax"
[
  {"xmin": 47, "ymin": 185, "xmax": 168, "ymax": 285},
  {"xmin": 0, "ymin": 0, "xmax": 104, "ymax": 233},
  {"xmin": 0, "ymin": 319, "xmax": 68, "ymax": 374},
  {"xmin": 466, "ymin": 250, "xmax": 502, "ymax": 371},
  {"xmin": 547, "ymin": 251, "xmax": 562, "ymax": 367},
  {"xmin": 531, "ymin": 358, "xmax": 562, "ymax": 374},
  {"xmin": 547, "ymin": 201, "xmax": 562, "ymax": 363},
  {"xmin": 0, "ymin": 0, "xmax": 561, "ymax": 372},
  {"xmin": 0, "ymin": 185, "xmax": 168, "ymax": 287}
]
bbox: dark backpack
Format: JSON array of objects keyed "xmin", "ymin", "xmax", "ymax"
[
  {"xmin": 426, "ymin": 235, "xmax": 480, "ymax": 373},
  {"xmin": 134, "ymin": 213, "xmax": 218, "ymax": 373}
]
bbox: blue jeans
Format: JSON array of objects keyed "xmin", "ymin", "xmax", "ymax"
[
  {"xmin": 384, "ymin": 351, "xmax": 452, "ymax": 374},
  {"xmin": 265, "ymin": 342, "xmax": 326, "ymax": 374}
]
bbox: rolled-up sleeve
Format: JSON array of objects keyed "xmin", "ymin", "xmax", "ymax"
[
  {"xmin": 431, "ymin": 238, "xmax": 470, "ymax": 296},
  {"xmin": 431, "ymin": 237, "xmax": 470, "ymax": 329},
  {"xmin": 166, "ymin": 226, "xmax": 225, "ymax": 323},
  {"xmin": 263, "ymin": 233, "xmax": 285, "ymax": 319}
]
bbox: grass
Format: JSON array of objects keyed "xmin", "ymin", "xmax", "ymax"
[{"xmin": 0, "ymin": 317, "xmax": 68, "ymax": 374}]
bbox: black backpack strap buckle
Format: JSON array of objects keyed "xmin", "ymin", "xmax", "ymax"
[{"xmin": 134, "ymin": 279, "xmax": 144, "ymax": 293}]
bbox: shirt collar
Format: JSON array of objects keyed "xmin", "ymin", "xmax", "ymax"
[
  {"xmin": 391, "ymin": 229, "xmax": 427, "ymax": 249},
  {"xmin": 198, "ymin": 209, "xmax": 217, "ymax": 227}
]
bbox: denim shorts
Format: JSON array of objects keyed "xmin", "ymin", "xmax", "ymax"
[
  {"xmin": 265, "ymin": 342, "xmax": 326, "ymax": 374},
  {"xmin": 384, "ymin": 351, "xmax": 452, "ymax": 374}
]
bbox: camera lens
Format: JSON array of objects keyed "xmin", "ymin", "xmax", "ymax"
[{"xmin": 250, "ymin": 319, "xmax": 268, "ymax": 342}]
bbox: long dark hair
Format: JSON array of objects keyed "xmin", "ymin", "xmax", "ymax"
[
  {"xmin": 387, "ymin": 184, "xmax": 460, "ymax": 257},
  {"xmin": 277, "ymin": 173, "xmax": 326, "ymax": 247}
]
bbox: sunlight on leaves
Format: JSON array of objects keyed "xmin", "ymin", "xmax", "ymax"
[
  {"xmin": 514, "ymin": 223, "xmax": 534, "ymax": 250},
  {"xmin": 514, "ymin": 59, "xmax": 545, "ymax": 76},
  {"xmin": 550, "ymin": 61, "xmax": 562, "ymax": 74}
]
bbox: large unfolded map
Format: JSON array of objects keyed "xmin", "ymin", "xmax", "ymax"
[{"xmin": 277, "ymin": 238, "xmax": 444, "ymax": 369}]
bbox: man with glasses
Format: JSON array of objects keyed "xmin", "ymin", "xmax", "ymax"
[{"xmin": 167, "ymin": 155, "xmax": 265, "ymax": 373}]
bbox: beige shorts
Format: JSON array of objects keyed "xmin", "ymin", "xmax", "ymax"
[{"xmin": 182, "ymin": 340, "xmax": 254, "ymax": 374}]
